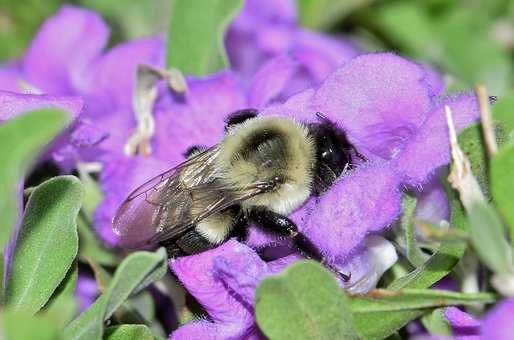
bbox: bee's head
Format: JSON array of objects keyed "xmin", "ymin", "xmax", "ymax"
[{"xmin": 308, "ymin": 115, "xmax": 358, "ymax": 195}]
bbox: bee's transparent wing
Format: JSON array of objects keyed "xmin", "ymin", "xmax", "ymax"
[
  {"xmin": 113, "ymin": 148, "xmax": 270, "ymax": 248},
  {"xmin": 113, "ymin": 148, "xmax": 218, "ymax": 248}
]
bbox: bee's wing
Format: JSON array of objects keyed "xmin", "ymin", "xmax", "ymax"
[{"xmin": 113, "ymin": 148, "xmax": 269, "ymax": 248}]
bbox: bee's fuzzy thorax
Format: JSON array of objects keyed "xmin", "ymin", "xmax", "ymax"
[{"xmin": 217, "ymin": 115, "xmax": 315, "ymax": 215}]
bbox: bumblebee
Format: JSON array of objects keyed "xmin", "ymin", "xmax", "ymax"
[{"xmin": 113, "ymin": 109, "xmax": 361, "ymax": 279}]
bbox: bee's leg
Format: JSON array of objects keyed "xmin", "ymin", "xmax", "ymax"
[
  {"xmin": 159, "ymin": 240, "xmax": 186, "ymax": 258},
  {"xmin": 249, "ymin": 207, "xmax": 351, "ymax": 282},
  {"xmin": 224, "ymin": 108, "xmax": 259, "ymax": 130},
  {"xmin": 183, "ymin": 145, "xmax": 207, "ymax": 158},
  {"xmin": 228, "ymin": 205, "xmax": 249, "ymax": 242},
  {"xmin": 175, "ymin": 230, "xmax": 218, "ymax": 255},
  {"xmin": 159, "ymin": 230, "xmax": 217, "ymax": 258}
]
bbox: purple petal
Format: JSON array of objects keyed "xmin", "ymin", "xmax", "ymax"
[
  {"xmin": 212, "ymin": 242, "xmax": 269, "ymax": 305},
  {"xmin": 89, "ymin": 109, "xmax": 135, "ymax": 161},
  {"xmin": 395, "ymin": 94, "xmax": 479, "ymax": 186},
  {"xmin": 84, "ymin": 37, "xmax": 164, "ymax": 114},
  {"xmin": 301, "ymin": 162, "xmax": 402, "ymax": 261},
  {"xmin": 94, "ymin": 156, "xmax": 171, "ymax": 244},
  {"xmin": 153, "ymin": 72, "xmax": 246, "ymax": 164},
  {"xmin": 421, "ymin": 64, "xmax": 445, "ymax": 97},
  {"xmin": 293, "ymin": 30, "xmax": 360, "ymax": 84},
  {"xmin": 414, "ymin": 174, "xmax": 450, "ymax": 226},
  {"xmin": 171, "ymin": 240, "xmax": 270, "ymax": 339},
  {"xmin": 261, "ymin": 87, "xmax": 317, "ymax": 122},
  {"xmin": 0, "ymin": 62, "xmax": 22, "ymax": 92},
  {"xmin": 313, "ymin": 53, "xmax": 434, "ymax": 159},
  {"xmin": 75, "ymin": 273, "xmax": 98, "ymax": 312},
  {"xmin": 266, "ymin": 254, "xmax": 302, "ymax": 274},
  {"xmin": 23, "ymin": 5, "xmax": 109, "ymax": 94},
  {"xmin": 247, "ymin": 55, "xmax": 297, "ymax": 108},
  {"xmin": 0, "ymin": 91, "xmax": 82, "ymax": 121},
  {"xmin": 444, "ymin": 307, "xmax": 481, "ymax": 340},
  {"xmin": 170, "ymin": 240, "xmax": 255, "ymax": 327},
  {"xmin": 231, "ymin": 0, "xmax": 296, "ymax": 32},
  {"xmin": 245, "ymin": 226, "xmax": 282, "ymax": 249},
  {"xmin": 170, "ymin": 321, "xmax": 226, "ymax": 340},
  {"xmin": 227, "ymin": 0, "xmax": 359, "ymax": 98},
  {"xmin": 481, "ymin": 298, "xmax": 514, "ymax": 340},
  {"xmin": 171, "ymin": 322, "xmax": 262, "ymax": 340}
]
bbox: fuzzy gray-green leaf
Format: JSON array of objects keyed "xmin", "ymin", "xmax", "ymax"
[
  {"xmin": 0, "ymin": 109, "xmax": 71, "ymax": 255},
  {"xmin": 5, "ymin": 176, "xmax": 83, "ymax": 315},
  {"xmin": 255, "ymin": 260, "xmax": 359, "ymax": 340}
]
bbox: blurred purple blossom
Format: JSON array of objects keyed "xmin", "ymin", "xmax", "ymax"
[
  {"xmin": 445, "ymin": 299, "xmax": 514, "ymax": 340},
  {"xmin": 0, "ymin": 5, "xmax": 163, "ymax": 169},
  {"xmin": 227, "ymin": 0, "xmax": 360, "ymax": 100},
  {"xmin": 75, "ymin": 273, "xmax": 98, "ymax": 312}
]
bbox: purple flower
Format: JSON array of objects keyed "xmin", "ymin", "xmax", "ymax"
[
  {"xmin": 445, "ymin": 298, "xmax": 514, "ymax": 340},
  {"xmin": 170, "ymin": 240, "xmax": 264, "ymax": 340},
  {"xmin": 245, "ymin": 53, "xmax": 479, "ymax": 266},
  {"xmin": 75, "ymin": 273, "xmax": 98, "ymax": 312},
  {"xmin": 0, "ymin": 5, "xmax": 163, "ymax": 169},
  {"xmin": 226, "ymin": 0, "xmax": 360, "ymax": 100}
]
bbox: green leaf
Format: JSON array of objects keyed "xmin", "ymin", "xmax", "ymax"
[
  {"xmin": 372, "ymin": 2, "xmax": 441, "ymax": 60},
  {"xmin": 435, "ymin": 9, "xmax": 511, "ymax": 95},
  {"xmin": 79, "ymin": 169, "xmax": 103, "ymax": 217},
  {"xmin": 2, "ymin": 309, "xmax": 62, "ymax": 340},
  {"xmin": 43, "ymin": 262, "xmax": 79, "ymax": 329},
  {"xmin": 86, "ymin": 257, "xmax": 163, "ymax": 335},
  {"xmin": 349, "ymin": 289, "xmax": 495, "ymax": 313},
  {"xmin": 467, "ymin": 201, "xmax": 512, "ymax": 273},
  {"xmin": 421, "ymin": 308, "xmax": 452, "ymax": 336},
  {"xmin": 389, "ymin": 190, "xmax": 468, "ymax": 290},
  {"xmin": 400, "ymin": 195, "xmax": 428, "ymax": 267},
  {"xmin": 0, "ymin": 0, "xmax": 63, "ymax": 61},
  {"xmin": 166, "ymin": 0, "xmax": 243, "ymax": 75},
  {"xmin": 493, "ymin": 92, "xmax": 514, "ymax": 141},
  {"xmin": 491, "ymin": 142, "xmax": 514, "ymax": 247},
  {"xmin": 255, "ymin": 260, "xmax": 359, "ymax": 340},
  {"xmin": 351, "ymin": 289, "xmax": 493, "ymax": 339},
  {"xmin": 64, "ymin": 248, "xmax": 167, "ymax": 340},
  {"xmin": 77, "ymin": 0, "xmax": 170, "ymax": 43},
  {"xmin": 76, "ymin": 170, "xmax": 118, "ymax": 265},
  {"xmin": 458, "ymin": 124, "xmax": 490, "ymax": 196},
  {"xmin": 105, "ymin": 324, "xmax": 153, "ymax": 340},
  {"xmin": 0, "ymin": 109, "xmax": 71, "ymax": 257},
  {"xmin": 5, "ymin": 176, "xmax": 83, "ymax": 315},
  {"xmin": 298, "ymin": 0, "xmax": 374, "ymax": 29}
]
